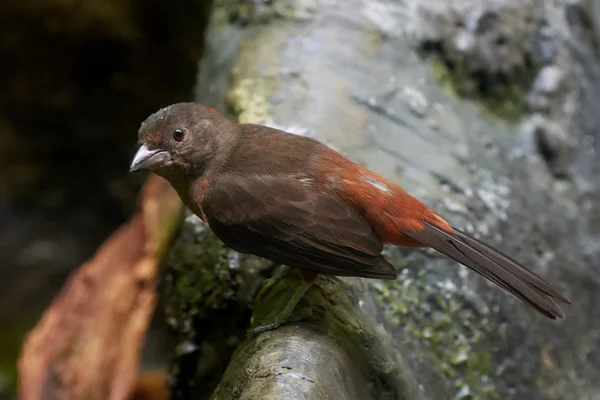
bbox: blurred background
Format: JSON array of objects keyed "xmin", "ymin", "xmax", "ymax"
[{"xmin": 0, "ymin": 1, "xmax": 209, "ymax": 395}]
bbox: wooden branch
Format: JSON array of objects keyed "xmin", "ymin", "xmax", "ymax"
[
  {"xmin": 211, "ymin": 268, "xmax": 425, "ymax": 400},
  {"xmin": 17, "ymin": 175, "xmax": 184, "ymax": 400}
]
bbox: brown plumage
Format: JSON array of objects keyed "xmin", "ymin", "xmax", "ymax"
[{"xmin": 130, "ymin": 102, "xmax": 570, "ymax": 320}]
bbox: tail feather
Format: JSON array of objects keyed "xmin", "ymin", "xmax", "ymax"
[
  {"xmin": 451, "ymin": 229, "xmax": 570, "ymax": 303},
  {"xmin": 404, "ymin": 221, "xmax": 569, "ymax": 319}
]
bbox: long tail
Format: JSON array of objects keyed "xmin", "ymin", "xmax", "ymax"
[{"xmin": 404, "ymin": 221, "xmax": 570, "ymax": 319}]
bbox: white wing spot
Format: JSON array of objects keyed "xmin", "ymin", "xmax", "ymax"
[
  {"xmin": 326, "ymin": 176, "xmax": 341, "ymax": 190},
  {"xmin": 299, "ymin": 177, "xmax": 314, "ymax": 187},
  {"xmin": 363, "ymin": 175, "xmax": 391, "ymax": 193}
]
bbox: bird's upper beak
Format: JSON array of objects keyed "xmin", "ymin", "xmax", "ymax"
[{"xmin": 129, "ymin": 145, "xmax": 172, "ymax": 172}]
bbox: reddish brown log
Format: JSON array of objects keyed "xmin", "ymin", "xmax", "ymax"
[
  {"xmin": 17, "ymin": 175, "xmax": 184, "ymax": 400},
  {"xmin": 130, "ymin": 371, "xmax": 169, "ymax": 400}
]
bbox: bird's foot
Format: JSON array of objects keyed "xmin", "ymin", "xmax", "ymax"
[
  {"xmin": 253, "ymin": 264, "xmax": 286, "ymax": 302},
  {"xmin": 248, "ymin": 278, "xmax": 313, "ymax": 337},
  {"xmin": 247, "ymin": 306, "xmax": 314, "ymax": 336}
]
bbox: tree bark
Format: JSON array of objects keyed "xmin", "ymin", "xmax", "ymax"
[{"xmin": 210, "ymin": 267, "xmax": 427, "ymax": 400}]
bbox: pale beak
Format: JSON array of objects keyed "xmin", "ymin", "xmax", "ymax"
[{"xmin": 129, "ymin": 145, "xmax": 172, "ymax": 172}]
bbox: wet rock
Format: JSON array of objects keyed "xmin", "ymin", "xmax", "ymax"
[
  {"xmin": 529, "ymin": 114, "xmax": 572, "ymax": 178},
  {"xmin": 411, "ymin": 0, "xmax": 561, "ymax": 121},
  {"xmin": 533, "ymin": 65, "xmax": 565, "ymax": 95},
  {"xmin": 402, "ymin": 86, "xmax": 430, "ymax": 117},
  {"xmin": 526, "ymin": 65, "xmax": 565, "ymax": 112},
  {"xmin": 412, "ymin": 0, "xmax": 540, "ymax": 74}
]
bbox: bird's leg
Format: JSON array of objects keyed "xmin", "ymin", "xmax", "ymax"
[
  {"xmin": 248, "ymin": 269, "xmax": 317, "ymax": 335},
  {"xmin": 250, "ymin": 280, "xmax": 313, "ymax": 334},
  {"xmin": 253, "ymin": 262, "xmax": 283, "ymax": 302}
]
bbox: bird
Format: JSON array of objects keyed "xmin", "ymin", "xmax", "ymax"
[{"xmin": 130, "ymin": 102, "xmax": 570, "ymax": 331}]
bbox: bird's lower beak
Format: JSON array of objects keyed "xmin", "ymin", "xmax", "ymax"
[{"xmin": 129, "ymin": 145, "xmax": 172, "ymax": 172}]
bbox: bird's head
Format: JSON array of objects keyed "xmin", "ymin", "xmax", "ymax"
[{"xmin": 130, "ymin": 102, "xmax": 231, "ymax": 180}]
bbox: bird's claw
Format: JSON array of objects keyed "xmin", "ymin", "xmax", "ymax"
[
  {"xmin": 247, "ymin": 321, "xmax": 283, "ymax": 336},
  {"xmin": 247, "ymin": 306, "xmax": 314, "ymax": 337},
  {"xmin": 253, "ymin": 265, "xmax": 288, "ymax": 302}
]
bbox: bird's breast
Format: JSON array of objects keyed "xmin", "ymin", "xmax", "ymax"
[{"xmin": 173, "ymin": 177, "xmax": 210, "ymax": 224}]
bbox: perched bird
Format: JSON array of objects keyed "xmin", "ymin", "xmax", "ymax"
[{"xmin": 130, "ymin": 102, "xmax": 570, "ymax": 329}]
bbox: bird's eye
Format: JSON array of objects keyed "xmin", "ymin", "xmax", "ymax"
[{"xmin": 173, "ymin": 129, "xmax": 185, "ymax": 141}]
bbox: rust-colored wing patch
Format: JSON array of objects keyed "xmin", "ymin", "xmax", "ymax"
[{"xmin": 17, "ymin": 175, "xmax": 184, "ymax": 400}]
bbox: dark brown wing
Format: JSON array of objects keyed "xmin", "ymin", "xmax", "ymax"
[
  {"xmin": 404, "ymin": 221, "xmax": 570, "ymax": 319},
  {"xmin": 200, "ymin": 175, "xmax": 397, "ymax": 279}
]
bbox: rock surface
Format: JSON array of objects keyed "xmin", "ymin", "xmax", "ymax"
[{"xmin": 162, "ymin": 0, "xmax": 599, "ymax": 398}]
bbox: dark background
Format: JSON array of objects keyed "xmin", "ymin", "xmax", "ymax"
[{"xmin": 0, "ymin": 1, "xmax": 209, "ymax": 394}]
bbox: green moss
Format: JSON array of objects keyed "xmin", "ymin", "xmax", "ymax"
[
  {"xmin": 371, "ymin": 249, "xmax": 502, "ymax": 399},
  {"xmin": 226, "ymin": 76, "xmax": 275, "ymax": 124},
  {"xmin": 163, "ymin": 222, "xmax": 249, "ymax": 334},
  {"xmin": 429, "ymin": 57, "xmax": 531, "ymax": 124},
  {"xmin": 162, "ymin": 217, "xmax": 276, "ymax": 396},
  {"xmin": 224, "ymin": 0, "xmax": 286, "ymax": 125}
]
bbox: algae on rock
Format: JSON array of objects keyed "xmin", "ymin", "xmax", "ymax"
[{"xmin": 162, "ymin": 214, "xmax": 273, "ymax": 398}]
